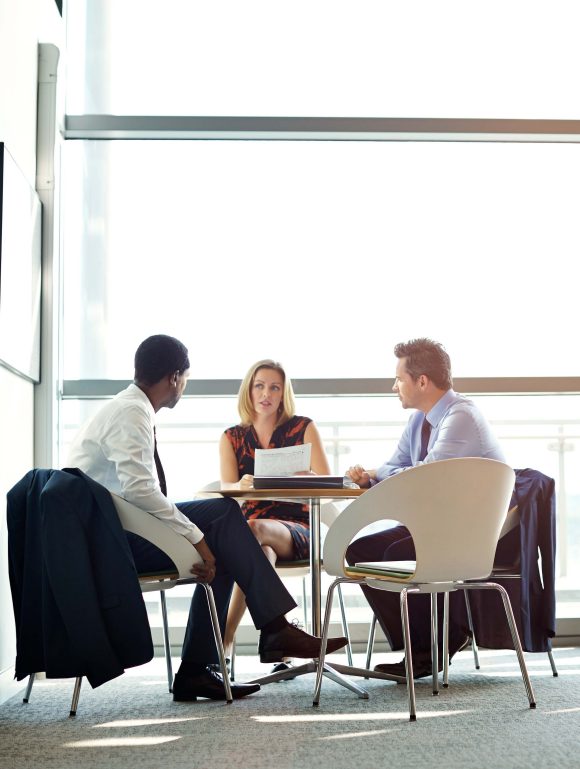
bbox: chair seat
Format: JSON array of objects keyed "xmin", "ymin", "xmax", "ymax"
[
  {"xmin": 276, "ymin": 559, "xmax": 310, "ymax": 569},
  {"xmin": 138, "ymin": 570, "xmax": 179, "ymax": 581},
  {"xmin": 490, "ymin": 563, "xmax": 522, "ymax": 579}
]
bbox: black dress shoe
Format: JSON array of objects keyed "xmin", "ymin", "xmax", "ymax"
[
  {"xmin": 374, "ymin": 652, "xmax": 438, "ymax": 680},
  {"xmin": 172, "ymin": 666, "xmax": 260, "ymax": 701},
  {"xmin": 449, "ymin": 635, "xmax": 471, "ymax": 658},
  {"xmin": 270, "ymin": 661, "xmax": 297, "ymax": 680},
  {"xmin": 258, "ymin": 623, "xmax": 348, "ymax": 663},
  {"xmin": 208, "ymin": 658, "xmax": 231, "ymax": 675}
]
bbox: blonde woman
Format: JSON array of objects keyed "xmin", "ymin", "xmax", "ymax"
[{"xmin": 219, "ymin": 359, "xmax": 331, "ymax": 669}]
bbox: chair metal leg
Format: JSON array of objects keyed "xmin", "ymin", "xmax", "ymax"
[
  {"xmin": 400, "ymin": 588, "xmax": 417, "ymax": 721},
  {"xmin": 69, "ymin": 677, "xmax": 83, "ymax": 717},
  {"xmin": 313, "ymin": 578, "xmax": 338, "ymax": 705},
  {"xmin": 23, "ymin": 673, "xmax": 35, "ymax": 703},
  {"xmin": 548, "ymin": 647, "xmax": 558, "ymax": 677},
  {"xmin": 159, "ymin": 590, "xmax": 174, "ymax": 692},
  {"xmin": 466, "ymin": 584, "xmax": 536, "ymax": 708},
  {"xmin": 313, "ymin": 578, "xmax": 374, "ymax": 702},
  {"xmin": 200, "ymin": 583, "xmax": 233, "ymax": 703},
  {"xmin": 442, "ymin": 592, "xmax": 450, "ymax": 688},
  {"xmin": 23, "ymin": 671, "xmax": 82, "ymax": 715},
  {"xmin": 336, "ymin": 583, "xmax": 353, "ymax": 666},
  {"xmin": 430, "ymin": 593, "xmax": 439, "ymax": 696},
  {"xmin": 463, "ymin": 591, "xmax": 480, "ymax": 669},
  {"xmin": 301, "ymin": 576, "xmax": 309, "ymax": 631},
  {"xmin": 364, "ymin": 614, "xmax": 377, "ymax": 678},
  {"xmin": 465, "ymin": 578, "xmax": 555, "ymax": 678},
  {"xmin": 231, "ymin": 638, "xmax": 236, "ymax": 682}
]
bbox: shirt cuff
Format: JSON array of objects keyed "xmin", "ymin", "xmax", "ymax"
[{"xmin": 183, "ymin": 526, "xmax": 204, "ymax": 545}]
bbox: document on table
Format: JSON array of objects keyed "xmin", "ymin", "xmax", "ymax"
[{"xmin": 254, "ymin": 443, "xmax": 312, "ymax": 476}]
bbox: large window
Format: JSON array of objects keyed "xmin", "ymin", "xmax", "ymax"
[
  {"xmin": 65, "ymin": 1, "xmax": 580, "ymax": 119},
  {"xmin": 62, "ymin": 139, "xmax": 580, "ymax": 380},
  {"xmin": 58, "ymin": 0, "xmax": 580, "ymax": 633}
]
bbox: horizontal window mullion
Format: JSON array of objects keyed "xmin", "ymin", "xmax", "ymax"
[
  {"xmin": 61, "ymin": 377, "xmax": 580, "ymax": 399},
  {"xmin": 63, "ymin": 115, "xmax": 580, "ymax": 143}
]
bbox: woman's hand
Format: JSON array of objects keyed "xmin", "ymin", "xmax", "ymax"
[{"xmin": 239, "ymin": 474, "xmax": 254, "ymax": 490}]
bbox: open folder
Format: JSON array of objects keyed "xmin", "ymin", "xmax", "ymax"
[
  {"xmin": 353, "ymin": 560, "xmax": 416, "ymax": 576},
  {"xmin": 253, "ymin": 475, "xmax": 346, "ymax": 489}
]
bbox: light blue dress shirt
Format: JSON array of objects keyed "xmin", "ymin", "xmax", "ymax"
[{"xmin": 375, "ymin": 389, "xmax": 506, "ymax": 482}]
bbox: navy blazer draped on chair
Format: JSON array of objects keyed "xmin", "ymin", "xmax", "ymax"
[
  {"xmin": 466, "ymin": 467, "xmax": 556, "ymax": 652},
  {"xmin": 7, "ymin": 468, "xmax": 153, "ymax": 688}
]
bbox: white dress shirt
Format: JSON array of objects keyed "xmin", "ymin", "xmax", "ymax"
[{"xmin": 67, "ymin": 383, "xmax": 203, "ymax": 544}]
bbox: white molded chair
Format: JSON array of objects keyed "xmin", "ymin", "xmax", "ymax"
[
  {"xmin": 313, "ymin": 457, "xmax": 536, "ymax": 721},
  {"xmin": 23, "ymin": 492, "xmax": 232, "ymax": 714},
  {"xmin": 365, "ymin": 503, "xmax": 557, "ymax": 676}
]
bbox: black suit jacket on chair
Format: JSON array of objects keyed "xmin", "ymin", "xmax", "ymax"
[
  {"xmin": 466, "ymin": 467, "xmax": 556, "ymax": 652},
  {"xmin": 7, "ymin": 468, "xmax": 153, "ymax": 688}
]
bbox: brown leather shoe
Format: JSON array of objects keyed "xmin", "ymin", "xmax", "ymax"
[
  {"xmin": 373, "ymin": 635, "xmax": 470, "ymax": 680},
  {"xmin": 374, "ymin": 655, "xmax": 434, "ymax": 680},
  {"xmin": 258, "ymin": 623, "xmax": 348, "ymax": 663}
]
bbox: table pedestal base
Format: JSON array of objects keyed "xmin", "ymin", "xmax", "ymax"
[{"xmin": 249, "ymin": 659, "xmax": 406, "ymax": 699}]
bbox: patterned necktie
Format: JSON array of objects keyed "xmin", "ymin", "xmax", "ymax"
[
  {"xmin": 419, "ymin": 416, "xmax": 432, "ymax": 461},
  {"xmin": 153, "ymin": 427, "xmax": 168, "ymax": 497}
]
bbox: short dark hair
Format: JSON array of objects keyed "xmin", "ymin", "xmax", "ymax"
[
  {"xmin": 134, "ymin": 335, "xmax": 190, "ymax": 386},
  {"xmin": 394, "ymin": 338, "xmax": 452, "ymax": 391}
]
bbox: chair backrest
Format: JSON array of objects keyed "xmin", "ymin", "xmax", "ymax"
[
  {"xmin": 499, "ymin": 504, "xmax": 519, "ymax": 539},
  {"xmin": 320, "ymin": 501, "xmax": 342, "ymax": 527},
  {"xmin": 110, "ymin": 493, "xmax": 200, "ymax": 580},
  {"xmin": 323, "ymin": 457, "xmax": 515, "ymax": 584}
]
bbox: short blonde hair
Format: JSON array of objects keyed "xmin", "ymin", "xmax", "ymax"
[{"xmin": 238, "ymin": 359, "xmax": 296, "ymax": 427}]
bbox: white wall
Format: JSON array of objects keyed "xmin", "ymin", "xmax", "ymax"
[
  {"xmin": 0, "ymin": 369, "xmax": 34, "ymax": 687},
  {"xmin": 0, "ymin": 0, "xmax": 64, "ymax": 701}
]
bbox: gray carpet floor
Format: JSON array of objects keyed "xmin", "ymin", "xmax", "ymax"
[{"xmin": 1, "ymin": 647, "xmax": 579, "ymax": 769}]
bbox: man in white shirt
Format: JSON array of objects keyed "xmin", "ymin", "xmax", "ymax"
[{"xmin": 68, "ymin": 335, "xmax": 346, "ymax": 701}]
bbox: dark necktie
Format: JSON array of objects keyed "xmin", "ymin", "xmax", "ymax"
[
  {"xmin": 419, "ymin": 416, "xmax": 432, "ymax": 461},
  {"xmin": 153, "ymin": 427, "xmax": 168, "ymax": 497}
]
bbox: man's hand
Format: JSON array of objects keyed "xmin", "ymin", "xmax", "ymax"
[
  {"xmin": 346, "ymin": 464, "xmax": 373, "ymax": 488},
  {"xmin": 192, "ymin": 537, "xmax": 217, "ymax": 583}
]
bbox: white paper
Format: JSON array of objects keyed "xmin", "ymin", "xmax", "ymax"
[{"xmin": 254, "ymin": 444, "xmax": 312, "ymax": 476}]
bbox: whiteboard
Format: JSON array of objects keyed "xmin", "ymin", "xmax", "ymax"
[{"xmin": 0, "ymin": 143, "xmax": 42, "ymax": 382}]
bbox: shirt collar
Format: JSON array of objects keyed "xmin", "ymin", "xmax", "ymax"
[
  {"xmin": 426, "ymin": 388, "xmax": 456, "ymax": 428},
  {"xmin": 127, "ymin": 382, "xmax": 156, "ymax": 417}
]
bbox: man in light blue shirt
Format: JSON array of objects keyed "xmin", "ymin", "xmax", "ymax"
[{"xmin": 346, "ymin": 338, "xmax": 506, "ymax": 678}]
